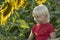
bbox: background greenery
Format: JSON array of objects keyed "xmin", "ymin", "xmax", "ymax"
[{"xmin": 0, "ymin": 0, "xmax": 60, "ymax": 40}]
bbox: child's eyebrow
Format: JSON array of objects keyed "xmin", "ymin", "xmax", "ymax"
[
  {"xmin": 32, "ymin": 14, "xmax": 42, "ymax": 18},
  {"xmin": 33, "ymin": 15, "xmax": 40, "ymax": 18}
]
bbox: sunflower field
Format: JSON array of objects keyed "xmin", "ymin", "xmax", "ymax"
[{"xmin": 0, "ymin": 0, "xmax": 60, "ymax": 40}]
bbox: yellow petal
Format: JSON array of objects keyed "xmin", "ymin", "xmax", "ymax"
[
  {"xmin": 15, "ymin": 0, "xmax": 22, "ymax": 10},
  {"xmin": 15, "ymin": 0, "xmax": 28, "ymax": 10},
  {"xmin": 21, "ymin": 1, "xmax": 28, "ymax": 8},
  {"xmin": 36, "ymin": 0, "xmax": 46, "ymax": 5}
]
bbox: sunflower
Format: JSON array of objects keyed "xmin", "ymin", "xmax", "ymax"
[
  {"xmin": 15, "ymin": 0, "xmax": 28, "ymax": 10},
  {"xmin": 36, "ymin": 0, "xmax": 46, "ymax": 5},
  {"xmin": 20, "ymin": 0, "xmax": 28, "ymax": 8},
  {"xmin": 1, "ymin": 2, "xmax": 14, "ymax": 25}
]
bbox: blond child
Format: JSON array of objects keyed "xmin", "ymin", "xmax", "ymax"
[{"xmin": 27, "ymin": 4, "xmax": 56, "ymax": 40}]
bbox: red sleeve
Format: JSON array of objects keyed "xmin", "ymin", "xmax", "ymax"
[
  {"xmin": 32, "ymin": 25, "xmax": 36, "ymax": 33},
  {"xmin": 49, "ymin": 24, "xmax": 55, "ymax": 33}
]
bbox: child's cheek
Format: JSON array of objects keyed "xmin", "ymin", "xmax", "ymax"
[
  {"xmin": 38, "ymin": 18, "xmax": 42, "ymax": 21},
  {"xmin": 38, "ymin": 18, "xmax": 44, "ymax": 22}
]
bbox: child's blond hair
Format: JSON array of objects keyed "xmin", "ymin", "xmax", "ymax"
[{"xmin": 32, "ymin": 4, "xmax": 50, "ymax": 22}]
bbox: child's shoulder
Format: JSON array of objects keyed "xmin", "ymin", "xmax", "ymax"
[
  {"xmin": 43, "ymin": 23, "xmax": 54, "ymax": 28},
  {"xmin": 47, "ymin": 23, "xmax": 54, "ymax": 26},
  {"xmin": 47, "ymin": 23, "xmax": 54, "ymax": 29}
]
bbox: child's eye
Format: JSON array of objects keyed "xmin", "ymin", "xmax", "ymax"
[
  {"xmin": 37, "ymin": 16, "xmax": 40, "ymax": 18},
  {"xmin": 33, "ymin": 15, "xmax": 41, "ymax": 18},
  {"xmin": 37, "ymin": 16, "xmax": 41, "ymax": 18},
  {"xmin": 34, "ymin": 16, "xmax": 40, "ymax": 18}
]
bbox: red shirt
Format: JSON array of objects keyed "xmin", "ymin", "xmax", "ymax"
[{"xmin": 32, "ymin": 23, "xmax": 55, "ymax": 40}]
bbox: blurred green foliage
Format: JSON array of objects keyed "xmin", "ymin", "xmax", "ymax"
[{"xmin": 0, "ymin": 0, "xmax": 60, "ymax": 40}]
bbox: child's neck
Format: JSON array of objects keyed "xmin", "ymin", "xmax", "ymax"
[{"xmin": 37, "ymin": 21, "xmax": 49, "ymax": 24}]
